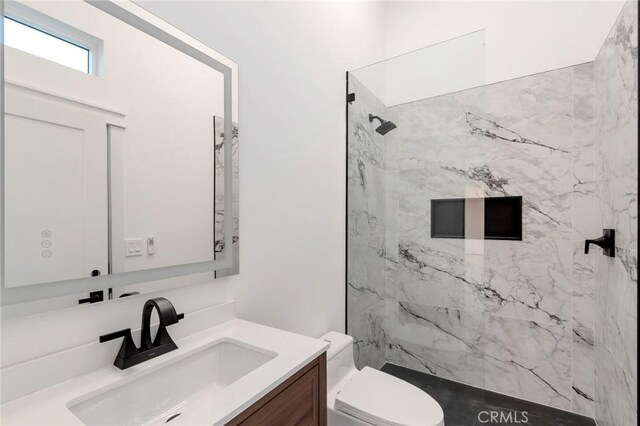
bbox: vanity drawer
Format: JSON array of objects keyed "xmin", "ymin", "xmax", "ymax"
[{"xmin": 227, "ymin": 353, "xmax": 327, "ymax": 426}]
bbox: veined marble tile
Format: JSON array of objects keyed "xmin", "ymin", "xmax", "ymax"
[
  {"xmin": 347, "ymin": 236, "xmax": 387, "ymax": 314},
  {"xmin": 571, "ymin": 328, "xmax": 595, "ymax": 416},
  {"xmin": 348, "ymin": 75, "xmax": 387, "ymax": 239},
  {"xmin": 595, "ymin": 0, "xmax": 638, "ymax": 252},
  {"xmin": 595, "ymin": 345, "xmax": 638, "ymax": 426},
  {"xmin": 603, "ymin": 248, "xmax": 638, "ymax": 382},
  {"xmin": 572, "ymin": 62, "xmax": 596, "ymax": 184},
  {"xmin": 385, "ymin": 169, "xmax": 399, "ymax": 262},
  {"xmin": 594, "ymin": 246, "xmax": 609, "ymax": 349},
  {"xmin": 394, "ymin": 236, "xmax": 485, "ymax": 313},
  {"xmin": 385, "ymin": 108, "xmax": 400, "ymax": 171},
  {"xmin": 572, "ymin": 188, "xmax": 596, "ymax": 331},
  {"xmin": 348, "ymin": 300, "xmax": 391, "ymax": 370},
  {"xmin": 482, "ymin": 238, "xmax": 572, "ymax": 325},
  {"xmin": 390, "ymin": 301, "xmax": 485, "ymax": 388},
  {"xmin": 572, "ymin": 247, "xmax": 596, "ymax": 330},
  {"xmin": 571, "ymin": 63, "xmax": 597, "ymax": 330},
  {"xmin": 572, "ymin": 62, "xmax": 596, "ymax": 135},
  {"xmin": 348, "ymin": 160, "xmax": 386, "ymax": 238},
  {"xmin": 397, "ymin": 157, "xmax": 573, "ymax": 239},
  {"xmin": 348, "ymin": 76, "xmax": 386, "ymax": 169},
  {"xmin": 479, "ymin": 67, "xmax": 573, "ymax": 161},
  {"xmin": 393, "ymin": 68, "xmax": 573, "ymax": 170},
  {"xmin": 418, "ymin": 157, "xmax": 573, "ymax": 246},
  {"xmin": 393, "ymin": 93, "xmax": 486, "ymax": 171},
  {"xmin": 347, "ymin": 74, "xmax": 391, "ymax": 371},
  {"xmin": 595, "ymin": 0, "xmax": 638, "ymax": 136},
  {"xmin": 398, "ymin": 166, "xmax": 479, "ymax": 235},
  {"xmin": 394, "ymin": 236, "xmax": 464, "ymax": 309},
  {"xmin": 594, "ymin": 125, "xmax": 638, "ymax": 252},
  {"xmin": 593, "ymin": 3, "xmax": 638, "ymax": 424},
  {"xmin": 484, "ymin": 316, "xmax": 572, "ymax": 410},
  {"xmin": 448, "ymin": 157, "xmax": 573, "ymax": 240}
]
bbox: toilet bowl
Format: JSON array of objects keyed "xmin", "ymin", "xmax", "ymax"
[{"xmin": 321, "ymin": 332, "xmax": 445, "ymax": 426}]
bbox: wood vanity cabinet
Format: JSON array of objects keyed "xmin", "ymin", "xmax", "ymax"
[{"xmin": 226, "ymin": 353, "xmax": 327, "ymax": 426}]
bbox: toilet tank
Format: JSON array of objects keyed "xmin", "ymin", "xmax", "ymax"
[{"xmin": 320, "ymin": 332, "xmax": 358, "ymax": 391}]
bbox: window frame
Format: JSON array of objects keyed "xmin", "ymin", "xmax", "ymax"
[{"xmin": 3, "ymin": 1, "xmax": 103, "ymax": 76}]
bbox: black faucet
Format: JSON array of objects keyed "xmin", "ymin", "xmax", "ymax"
[{"xmin": 99, "ymin": 297, "xmax": 184, "ymax": 369}]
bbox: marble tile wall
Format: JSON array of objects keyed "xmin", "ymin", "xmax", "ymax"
[
  {"xmin": 384, "ymin": 65, "xmax": 587, "ymax": 414},
  {"xmin": 348, "ymin": 66, "xmax": 603, "ymax": 417},
  {"xmin": 594, "ymin": 1, "xmax": 638, "ymax": 425},
  {"xmin": 347, "ymin": 76, "xmax": 394, "ymax": 369}
]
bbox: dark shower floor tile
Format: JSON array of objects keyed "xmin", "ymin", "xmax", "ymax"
[{"xmin": 381, "ymin": 363, "xmax": 596, "ymax": 426}]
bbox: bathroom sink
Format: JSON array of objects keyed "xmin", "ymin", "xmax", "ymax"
[{"xmin": 67, "ymin": 339, "xmax": 276, "ymax": 425}]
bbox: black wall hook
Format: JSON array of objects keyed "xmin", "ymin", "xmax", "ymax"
[{"xmin": 585, "ymin": 229, "xmax": 615, "ymax": 257}]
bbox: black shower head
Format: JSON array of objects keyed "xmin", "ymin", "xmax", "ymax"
[{"xmin": 369, "ymin": 114, "xmax": 397, "ymax": 136}]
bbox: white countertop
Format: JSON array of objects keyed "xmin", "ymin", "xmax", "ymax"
[{"xmin": 1, "ymin": 319, "xmax": 329, "ymax": 425}]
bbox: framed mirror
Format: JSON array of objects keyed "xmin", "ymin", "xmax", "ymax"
[{"xmin": 1, "ymin": 0, "xmax": 239, "ymax": 314}]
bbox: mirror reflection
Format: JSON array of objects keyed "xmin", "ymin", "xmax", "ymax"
[{"xmin": 2, "ymin": 0, "xmax": 238, "ymax": 290}]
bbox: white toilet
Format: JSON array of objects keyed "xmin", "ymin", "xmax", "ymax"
[{"xmin": 321, "ymin": 331, "xmax": 445, "ymax": 426}]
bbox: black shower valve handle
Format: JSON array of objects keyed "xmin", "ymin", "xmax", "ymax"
[
  {"xmin": 584, "ymin": 236, "xmax": 605, "ymax": 252},
  {"xmin": 584, "ymin": 229, "xmax": 615, "ymax": 257}
]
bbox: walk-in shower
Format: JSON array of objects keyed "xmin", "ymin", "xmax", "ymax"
[{"xmin": 346, "ymin": 7, "xmax": 638, "ymax": 424}]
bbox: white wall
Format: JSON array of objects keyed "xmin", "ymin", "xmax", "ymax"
[
  {"xmin": 136, "ymin": 0, "xmax": 388, "ymax": 337},
  {"xmin": 1, "ymin": 3, "xmax": 386, "ymax": 392},
  {"xmin": 384, "ymin": 1, "xmax": 625, "ymax": 88}
]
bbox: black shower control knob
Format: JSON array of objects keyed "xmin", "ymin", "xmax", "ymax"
[{"xmin": 584, "ymin": 229, "xmax": 615, "ymax": 257}]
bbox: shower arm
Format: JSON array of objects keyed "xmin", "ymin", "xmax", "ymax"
[{"xmin": 369, "ymin": 114, "xmax": 383, "ymax": 124}]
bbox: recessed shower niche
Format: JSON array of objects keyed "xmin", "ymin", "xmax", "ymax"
[{"xmin": 431, "ymin": 196, "xmax": 522, "ymax": 240}]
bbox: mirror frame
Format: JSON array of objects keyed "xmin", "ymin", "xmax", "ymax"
[{"xmin": 0, "ymin": 0, "xmax": 238, "ymax": 306}]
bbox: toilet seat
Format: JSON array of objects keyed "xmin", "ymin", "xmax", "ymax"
[{"xmin": 335, "ymin": 367, "xmax": 444, "ymax": 426}]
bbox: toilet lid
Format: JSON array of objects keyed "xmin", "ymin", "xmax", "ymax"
[{"xmin": 335, "ymin": 367, "xmax": 444, "ymax": 426}]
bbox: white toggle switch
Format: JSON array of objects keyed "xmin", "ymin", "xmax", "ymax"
[
  {"xmin": 125, "ymin": 239, "xmax": 143, "ymax": 257},
  {"xmin": 147, "ymin": 236, "xmax": 156, "ymax": 255}
]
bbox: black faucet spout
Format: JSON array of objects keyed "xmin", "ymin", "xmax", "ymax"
[
  {"xmin": 99, "ymin": 297, "xmax": 184, "ymax": 370},
  {"xmin": 141, "ymin": 297, "xmax": 181, "ymax": 350}
]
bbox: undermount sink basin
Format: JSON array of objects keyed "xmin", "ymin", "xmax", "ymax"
[{"xmin": 67, "ymin": 339, "xmax": 276, "ymax": 425}]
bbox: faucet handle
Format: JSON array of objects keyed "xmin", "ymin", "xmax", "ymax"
[
  {"xmin": 99, "ymin": 328, "xmax": 132, "ymax": 343},
  {"xmin": 99, "ymin": 328, "xmax": 139, "ymax": 363}
]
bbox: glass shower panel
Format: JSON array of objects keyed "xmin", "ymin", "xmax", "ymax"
[
  {"xmin": 346, "ymin": 30, "xmax": 487, "ymax": 387},
  {"xmin": 477, "ymin": 55, "xmax": 579, "ymax": 408}
]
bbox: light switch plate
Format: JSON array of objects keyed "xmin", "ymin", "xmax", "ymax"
[{"xmin": 125, "ymin": 239, "xmax": 143, "ymax": 257}]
